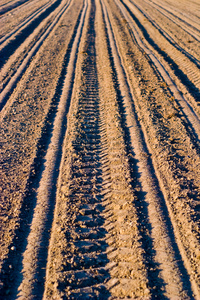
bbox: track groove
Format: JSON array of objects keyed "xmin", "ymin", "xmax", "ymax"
[
  {"xmin": 102, "ymin": 0, "xmax": 200, "ymax": 296},
  {"xmin": 44, "ymin": 1, "xmax": 150, "ymax": 298}
]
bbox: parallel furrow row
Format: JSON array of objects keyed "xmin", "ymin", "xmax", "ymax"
[
  {"xmin": 149, "ymin": 0, "xmax": 200, "ymax": 30},
  {"xmin": 145, "ymin": 0, "xmax": 200, "ymax": 41},
  {"xmin": 129, "ymin": 0, "xmax": 200, "ymax": 63},
  {"xmin": 0, "ymin": 0, "xmax": 31, "ymax": 15},
  {"xmin": 0, "ymin": 0, "xmax": 86, "ymax": 298},
  {"xmin": 115, "ymin": 0, "xmax": 200, "ymax": 146},
  {"xmin": 16, "ymin": 1, "xmax": 87, "ymax": 298},
  {"xmin": 0, "ymin": 0, "xmax": 65, "ymax": 110},
  {"xmin": 0, "ymin": 0, "xmax": 53, "ymax": 46},
  {"xmin": 45, "ymin": 66, "xmax": 112, "ymax": 298},
  {"xmin": 120, "ymin": 0, "xmax": 200, "ymax": 112},
  {"xmin": 103, "ymin": 0, "xmax": 200, "ymax": 297},
  {"xmin": 100, "ymin": 0, "xmax": 198, "ymax": 298}
]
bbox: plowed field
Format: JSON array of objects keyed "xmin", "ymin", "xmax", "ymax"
[{"xmin": 1, "ymin": 0, "xmax": 200, "ymax": 298}]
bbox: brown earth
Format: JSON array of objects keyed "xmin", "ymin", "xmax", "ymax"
[{"xmin": 0, "ymin": 0, "xmax": 200, "ymax": 298}]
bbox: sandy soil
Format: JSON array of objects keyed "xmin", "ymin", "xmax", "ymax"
[{"xmin": 0, "ymin": 0, "xmax": 200, "ymax": 298}]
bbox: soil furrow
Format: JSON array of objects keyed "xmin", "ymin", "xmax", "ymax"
[
  {"xmin": 0, "ymin": 0, "xmax": 84, "ymax": 297},
  {"xmin": 128, "ymin": 0, "xmax": 200, "ymax": 65},
  {"xmin": 103, "ymin": 0, "xmax": 200, "ymax": 296},
  {"xmin": 144, "ymin": 0, "xmax": 200, "ymax": 43},
  {"xmin": 0, "ymin": 0, "xmax": 72, "ymax": 111},
  {"xmin": 148, "ymin": 0, "xmax": 200, "ymax": 33},
  {"xmin": 121, "ymin": 0, "xmax": 200, "ymax": 114},
  {"xmin": 100, "ymin": 0, "xmax": 196, "ymax": 298},
  {"xmin": 0, "ymin": 0, "xmax": 53, "ymax": 46},
  {"xmin": 125, "ymin": 0, "xmax": 200, "ymax": 100},
  {"xmin": 0, "ymin": 0, "xmax": 62, "ymax": 70},
  {"xmin": 115, "ymin": 0, "xmax": 200, "ymax": 146},
  {"xmin": 0, "ymin": 0, "xmax": 31, "ymax": 15},
  {"xmin": 0, "ymin": 0, "xmax": 14, "ymax": 8},
  {"xmin": 0, "ymin": 0, "xmax": 50, "ymax": 40}
]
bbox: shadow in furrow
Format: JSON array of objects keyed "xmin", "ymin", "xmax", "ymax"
[
  {"xmin": 111, "ymin": 75, "xmax": 167, "ymax": 299},
  {"xmin": 0, "ymin": 0, "xmax": 30, "ymax": 16},
  {"xmin": 0, "ymin": 0, "xmax": 62, "ymax": 69},
  {"xmin": 0, "ymin": 5, "xmax": 84, "ymax": 299}
]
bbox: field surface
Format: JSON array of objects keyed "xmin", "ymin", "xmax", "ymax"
[{"xmin": 0, "ymin": 0, "xmax": 200, "ymax": 298}]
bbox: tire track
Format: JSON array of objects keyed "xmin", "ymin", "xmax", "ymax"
[
  {"xmin": 44, "ymin": 28, "xmax": 112, "ymax": 297},
  {"xmin": 103, "ymin": 0, "xmax": 200, "ymax": 297},
  {"xmin": 44, "ymin": 0, "xmax": 198, "ymax": 297},
  {"xmin": 1, "ymin": 0, "xmax": 200, "ymax": 298},
  {"xmin": 44, "ymin": 0, "xmax": 150, "ymax": 298},
  {"xmin": 0, "ymin": 0, "xmax": 71, "ymax": 112}
]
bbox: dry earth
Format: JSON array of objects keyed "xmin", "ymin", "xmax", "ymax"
[{"xmin": 0, "ymin": 0, "xmax": 200, "ymax": 298}]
